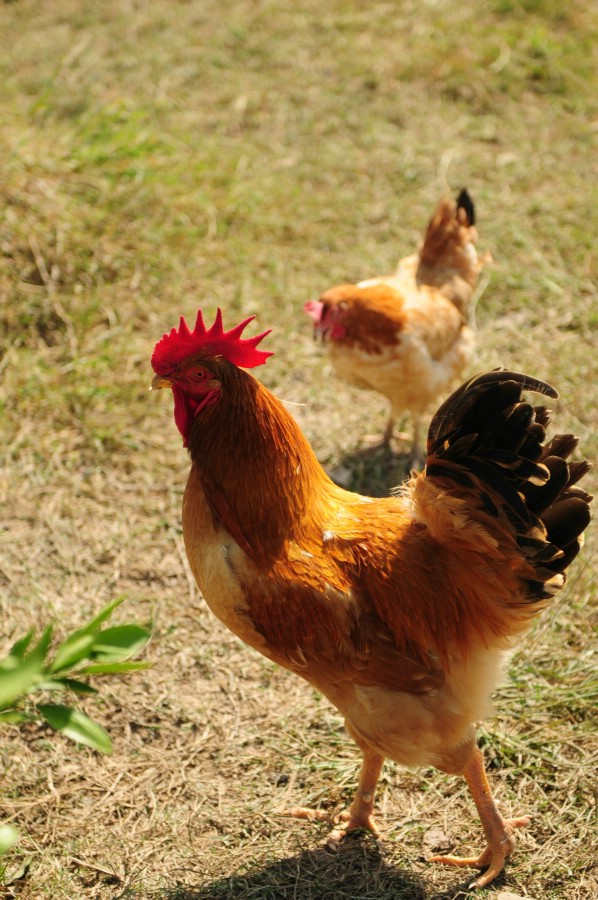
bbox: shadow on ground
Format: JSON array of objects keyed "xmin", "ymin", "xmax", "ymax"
[
  {"xmin": 150, "ymin": 838, "xmax": 487, "ymax": 900},
  {"xmin": 328, "ymin": 442, "xmax": 412, "ymax": 496}
]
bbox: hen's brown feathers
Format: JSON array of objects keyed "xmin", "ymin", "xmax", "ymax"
[
  {"xmin": 417, "ymin": 189, "xmax": 480, "ymax": 296},
  {"xmin": 307, "ymin": 190, "xmax": 487, "ymax": 455},
  {"xmin": 319, "ymin": 283, "xmax": 407, "ymax": 353}
]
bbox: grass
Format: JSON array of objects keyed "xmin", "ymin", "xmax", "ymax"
[{"xmin": 0, "ymin": 0, "xmax": 597, "ymax": 897}]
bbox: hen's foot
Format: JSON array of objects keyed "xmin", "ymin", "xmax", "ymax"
[
  {"xmin": 280, "ymin": 804, "xmax": 380, "ymax": 850},
  {"xmin": 430, "ymin": 815, "xmax": 531, "ymax": 888}
]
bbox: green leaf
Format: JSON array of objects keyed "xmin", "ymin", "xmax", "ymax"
[
  {"xmin": 48, "ymin": 600, "xmax": 147, "ymax": 672},
  {"xmin": 9, "ymin": 631, "xmax": 34, "ymax": 659},
  {"xmin": 37, "ymin": 704, "xmax": 112, "ymax": 754},
  {"xmin": 49, "ymin": 633, "xmax": 95, "ymax": 674},
  {"xmin": 0, "ymin": 824, "xmax": 18, "ymax": 855},
  {"xmin": 35, "ymin": 679, "xmax": 70, "ymax": 692},
  {"xmin": 60, "ymin": 678, "xmax": 98, "ymax": 695},
  {"xmin": 29, "ymin": 626, "xmax": 54, "ymax": 663},
  {"xmin": 78, "ymin": 661, "xmax": 151, "ymax": 675},
  {"xmin": 90, "ymin": 625, "xmax": 150, "ymax": 662},
  {"xmin": 35, "ymin": 678, "xmax": 98, "ymax": 695},
  {"xmin": 0, "ymin": 710, "xmax": 32, "ymax": 725},
  {"xmin": 0, "ymin": 654, "xmax": 43, "ymax": 710},
  {"xmin": 78, "ymin": 596, "xmax": 127, "ymax": 636}
]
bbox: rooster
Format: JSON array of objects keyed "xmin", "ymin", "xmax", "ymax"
[
  {"xmin": 151, "ymin": 309, "xmax": 591, "ymax": 888},
  {"xmin": 305, "ymin": 189, "xmax": 487, "ymax": 467}
]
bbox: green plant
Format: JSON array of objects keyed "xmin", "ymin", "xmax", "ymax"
[
  {"xmin": 0, "ymin": 597, "xmax": 150, "ymax": 864},
  {"xmin": 0, "ymin": 596, "xmax": 150, "ymax": 753}
]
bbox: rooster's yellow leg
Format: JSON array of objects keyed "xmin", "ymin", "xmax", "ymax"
[
  {"xmin": 430, "ymin": 746, "xmax": 530, "ymax": 888},
  {"xmin": 327, "ymin": 748, "xmax": 384, "ymax": 846},
  {"xmin": 282, "ymin": 748, "xmax": 384, "ymax": 848}
]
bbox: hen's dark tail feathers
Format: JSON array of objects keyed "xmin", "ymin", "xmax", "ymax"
[
  {"xmin": 425, "ymin": 369, "xmax": 592, "ymax": 602},
  {"xmin": 419, "ymin": 188, "xmax": 478, "ymax": 278},
  {"xmin": 456, "ymin": 188, "xmax": 475, "ymax": 226}
]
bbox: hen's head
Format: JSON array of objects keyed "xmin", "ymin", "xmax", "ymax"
[
  {"xmin": 151, "ymin": 308, "xmax": 272, "ymax": 446},
  {"xmin": 304, "ymin": 285, "xmax": 355, "ymax": 341}
]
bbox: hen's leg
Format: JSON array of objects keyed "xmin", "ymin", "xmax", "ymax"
[
  {"xmin": 382, "ymin": 414, "xmax": 395, "ymax": 445},
  {"xmin": 407, "ymin": 416, "xmax": 424, "ymax": 470},
  {"xmin": 282, "ymin": 748, "xmax": 384, "ymax": 848},
  {"xmin": 430, "ymin": 746, "xmax": 530, "ymax": 888}
]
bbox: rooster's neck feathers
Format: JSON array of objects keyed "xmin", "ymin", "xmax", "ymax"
[{"xmin": 187, "ymin": 367, "xmax": 334, "ymax": 567}]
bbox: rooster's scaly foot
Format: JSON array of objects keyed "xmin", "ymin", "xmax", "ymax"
[
  {"xmin": 280, "ymin": 805, "xmax": 380, "ymax": 849},
  {"xmin": 430, "ymin": 815, "xmax": 531, "ymax": 888}
]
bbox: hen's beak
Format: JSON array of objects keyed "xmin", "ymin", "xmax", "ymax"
[
  {"xmin": 304, "ymin": 299, "xmax": 324, "ymax": 324},
  {"xmin": 150, "ymin": 374, "xmax": 173, "ymax": 391}
]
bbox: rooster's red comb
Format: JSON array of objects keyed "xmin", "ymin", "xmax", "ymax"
[{"xmin": 151, "ymin": 308, "xmax": 273, "ymax": 374}]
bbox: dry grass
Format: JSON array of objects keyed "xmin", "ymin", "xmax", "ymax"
[{"xmin": 0, "ymin": 0, "xmax": 597, "ymax": 897}]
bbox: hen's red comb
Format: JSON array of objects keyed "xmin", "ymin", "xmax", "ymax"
[{"xmin": 151, "ymin": 308, "xmax": 273, "ymax": 374}]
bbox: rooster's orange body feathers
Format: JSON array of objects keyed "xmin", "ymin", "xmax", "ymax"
[{"xmin": 152, "ymin": 311, "xmax": 591, "ymax": 887}]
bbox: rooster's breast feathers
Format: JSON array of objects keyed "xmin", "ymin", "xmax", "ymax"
[{"xmin": 183, "ymin": 463, "xmax": 445, "ymax": 696}]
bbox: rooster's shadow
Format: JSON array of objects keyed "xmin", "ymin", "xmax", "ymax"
[{"xmin": 166, "ymin": 837, "xmax": 485, "ymax": 899}]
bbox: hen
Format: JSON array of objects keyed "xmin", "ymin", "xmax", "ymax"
[
  {"xmin": 151, "ymin": 309, "xmax": 591, "ymax": 887},
  {"xmin": 305, "ymin": 189, "xmax": 487, "ymax": 466}
]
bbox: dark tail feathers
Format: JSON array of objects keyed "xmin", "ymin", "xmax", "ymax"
[
  {"xmin": 425, "ymin": 369, "xmax": 592, "ymax": 602},
  {"xmin": 456, "ymin": 188, "xmax": 475, "ymax": 226}
]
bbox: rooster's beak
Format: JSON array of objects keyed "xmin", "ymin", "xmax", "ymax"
[{"xmin": 150, "ymin": 374, "xmax": 173, "ymax": 391}]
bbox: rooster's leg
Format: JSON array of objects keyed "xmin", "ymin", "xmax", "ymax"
[
  {"xmin": 327, "ymin": 747, "xmax": 384, "ymax": 846},
  {"xmin": 430, "ymin": 746, "xmax": 530, "ymax": 888},
  {"xmin": 282, "ymin": 748, "xmax": 384, "ymax": 848}
]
